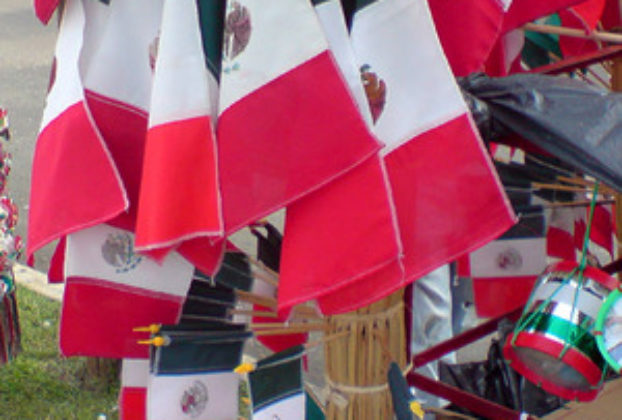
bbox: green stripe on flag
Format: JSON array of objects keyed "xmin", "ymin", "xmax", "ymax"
[
  {"xmin": 196, "ymin": 0, "xmax": 226, "ymax": 80},
  {"xmin": 250, "ymin": 346, "xmax": 304, "ymax": 411}
]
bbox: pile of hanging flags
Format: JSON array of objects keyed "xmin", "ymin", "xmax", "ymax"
[
  {"xmin": 30, "ymin": 0, "xmax": 516, "ymax": 322},
  {"xmin": 0, "ymin": 107, "xmax": 22, "ymax": 366}
]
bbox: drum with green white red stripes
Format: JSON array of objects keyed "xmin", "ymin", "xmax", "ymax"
[{"xmin": 503, "ymin": 261, "xmax": 619, "ymax": 402}]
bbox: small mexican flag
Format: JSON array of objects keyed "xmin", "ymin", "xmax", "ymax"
[
  {"xmin": 249, "ymin": 346, "xmax": 306, "ymax": 420},
  {"xmin": 147, "ymin": 330, "xmax": 249, "ymax": 420}
]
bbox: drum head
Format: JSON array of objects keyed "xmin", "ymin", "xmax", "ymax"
[{"xmin": 596, "ymin": 289, "xmax": 622, "ymax": 373}]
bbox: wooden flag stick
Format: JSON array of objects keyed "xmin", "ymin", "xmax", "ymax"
[
  {"xmin": 249, "ymin": 321, "xmax": 324, "ymax": 329},
  {"xmin": 227, "ymin": 308, "xmax": 279, "ymax": 319},
  {"xmin": 524, "ymin": 22, "xmax": 622, "ymax": 44},
  {"xmin": 235, "ymin": 290, "xmax": 277, "ymax": 309},
  {"xmin": 253, "ymin": 325, "xmax": 327, "ymax": 336},
  {"xmin": 250, "ymin": 266, "xmax": 279, "ymax": 288},
  {"xmin": 556, "ymin": 176, "xmax": 618, "ymax": 195},
  {"xmin": 532, "ymin": 181, "xmax": 609, "ymax": 194}
]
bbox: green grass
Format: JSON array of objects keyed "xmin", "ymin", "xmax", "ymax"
[{"xmin": 0, "ymin": 287, "xmax": 119, "ymax": 420}]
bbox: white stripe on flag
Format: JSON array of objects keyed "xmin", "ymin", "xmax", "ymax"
[
  {"xmin": 218, "ymin": 0, "xmax": 328, "ymax": 113},
  {"xmin": 65, "ymin": 224, "xmax": 193, "ymax": 297},
  {"xmin": 252, "ymin": 392, "xmax": 305, "ymax": 420},
  {"xmin": 149, "ymin": 0, "xmax": 217, "ymax": 125},
  {"xmin": 40, "ymin": 0, "xmax": 86, "ymax": 129},
  {"xmin": 351, "ymin": 0, "xmax": 466, "ymax": 155},
  {"xmin": 147, "ymin": 372, "xmax": 239, "ymax": 420},
  {"xmin": 80, "ymin": 0, "xmax": 162, "ymax": 111},
  {"xmin": 121, "ymin": 359, "xmax": 150, "ymax": 388},
  {"xmin": 469, "ymin": 237, "xmax": 547, "ymax": 278},
  {"xmin": 314, "ymin": 0, "xmax": 374, "ymax": 126}
]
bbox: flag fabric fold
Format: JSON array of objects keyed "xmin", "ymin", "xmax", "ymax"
[
  {"xmin": 313, "ymin": 0, "xmax": 516, "ymax": 314},
  {"xmin": 28, "ymin": 0, "xmax": 129, "ymax": 257},
  {"xmin": 135, "ymin": 0, "xmax": 223, "ymax": 255},
  {"xmin": 217, "ymin": 0, "xmax": 382, "ymax": 234},
  {"xmin": 278, "ymin": 0, "xmax": 401, "ymax": 313},
  {"xmin": 60, "ymin": 224, "xmax": 195, "ymax": 358},
  {"xmin": 429, "ymin": 0, "xmax": 512, "ymax": 77}
]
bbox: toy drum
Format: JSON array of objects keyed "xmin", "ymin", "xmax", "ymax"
[
  {"xmin": 503, "ymin": 261, "xmax": 619, "ymax": 402},
  {"xmin": 595, "ymin": 288, "xmax": 622, "ymax": 373}
]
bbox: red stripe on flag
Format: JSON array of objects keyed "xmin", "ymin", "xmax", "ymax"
[
  {"xmin": 279, "ymin": 156, "xmax": 400, "ymax": 311},
  {"xmin": 34, "ymin": 0, "xmax": 60, "ymax": 24},
  {"xmin": 386, "ymin": 114, "xmax": 515, "ymax": 284},
  {"xmin": 318, "ymin": 259, "xmax": 404, "ymax": 315},
  {"xmin": 502, "ymin": 0, "xmax": 585, "ymax": 32},
  {"xmin": 60, "ymin": 277, "xmax": 183, "ymax": 358},
  {"xmin": 218, "ymin": 51, "xmax": 380, "ymax": 233},
  {"xmin": 472, "ymin": 275, "xmax": 538, "ymax": 317},
  {"xmin": 136, "ymin": 116, "xmax": 221, "ymax": 250},
  {"xmin": 119, "ymin": 387, "xmax": 146, "ymax": 420},
  {"xmin": 429, "ymin": 0, "xmax": 504, "ymax": 76},
  {"xmin": 28, "ymin": 102, "xmax": 127, "ymax": 256}
]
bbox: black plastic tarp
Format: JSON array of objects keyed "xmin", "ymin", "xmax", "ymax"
[{"xmin": 459, "ymin": 73, "xmax": 622, "ymax": 192}]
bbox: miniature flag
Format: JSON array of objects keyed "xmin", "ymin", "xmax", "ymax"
[
  {"xmin": 119, "ymin": 358, "xmax": 150, "ymax": 420},
  {"xmin": 279, "ymin": 0, "xmax": 401, "ymax": 312},
  {"xmin": 249, "ymin": 346, "xmax": 306, "ymax": 420},
  {"xmin": 462, "ymin": 212, "xmax": 547, "ymax": 317},
  {"xmin": 28, "ymin": 0, "xmax": 129, "ymax": 257},
  {"xmin": 428, "ymin": 0, "xmax": 512, "ymax": 76},
  {"xmin": 147, "ymin": 331, "xmax": 248, "ymax": 420},
  {"xmin": 316, "ymin": 0, "xmax": 516, "ymax": 314},
  {"xmin": 60, "ymin": 224, "xmax": 194, "ymax": 358},
  {"xmin": 135, "ymin": 0, "xmax": 223, "ymax": 254},
  {"xmin": 217, "ymin": 0, "xmax": 381, "ymax": 234}
]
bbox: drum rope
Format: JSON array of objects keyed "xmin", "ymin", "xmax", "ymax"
[{"xmin": 561, "ymin": 181, "xmax": 600, "ymax": 358}]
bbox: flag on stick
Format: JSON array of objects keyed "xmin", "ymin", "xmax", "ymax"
[
  {"xmin": 217, "ymin": 0, "xmax": 381, "ymax": 234},
  {"xmin": 316, "ymin": 0, "xmax": 516, "ymax": 314},
  {"xmin": 60, "ymin": 224, "xmax": 194, "ymax": 358},
  {"xmin": 249, "ymin": 346, "xmax": 306, "ymax": 420},
  {"xmin": 135, "ymin": 0, "xmax": 224, "ymax": 255}
]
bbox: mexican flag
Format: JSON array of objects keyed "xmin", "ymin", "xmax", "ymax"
[
  {"xmin": 28, "ymin": 0, "xmax": 130, "ymax": 257},
  {"xmin": 249, "ymin": 346, "xmax": 306, "ymax": 420},
  {"xmin": 217, "ymin": 0, "xmax": 381, "ymax": 234},
  {"xmin": 60, "ymin": 224, "xmax": 194, "ymax": 358},
  {"xmin": 147, "ymin": 331, "xmax": 248, "ymax": 420},
  {"xmin": 135, "ymin": 0, "xmax": 223, "ymax": 254},
  {"xmin": 278, "ymin": 0, "xmax": 401, "ymax": 312},
  {"xmin": 119, "ymin": 358, "xmax": 149, "ymax": 420},
  {"xmin": 317, "ymin": 0, "xmax": 516, "ymax": 314}
]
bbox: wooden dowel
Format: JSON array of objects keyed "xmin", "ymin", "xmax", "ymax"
[
  {"xmin": 227, "ymin": 309, "xmax": 278, "ymax": 318},
  {"xmin": 235, "ymin": 290, "xmax": 277, "ymax": 309},
  {"xmin": 253, "ymin": 325, "xmax": 327, "ymax": 336},
  {"xmin": 524, "ymin": 22, "xmax": 622, "ymax": 44}
]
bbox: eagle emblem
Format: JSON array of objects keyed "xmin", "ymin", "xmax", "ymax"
[
  {"xmin": 360, "ymin": 64, "xmax": 387, "ymax": 123},
  {"xmin": 180, "ymin": 380, "xmax": 209, "ymax": 418},
  {"xmin": 101, "ymin": 233, "xmax": 142, "ymax": 273},
  {"xmin": 496, "ymin": 248, "xmax": 523, "ymax": 271},
  {"xmin": 223, "ymin": 1, "xmax": 251, "ymax": 73}
]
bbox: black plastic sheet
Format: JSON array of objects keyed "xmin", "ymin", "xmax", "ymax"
[{"xmin": 460, "ymin": 73, "xmax": 622, "ymax": 191}]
